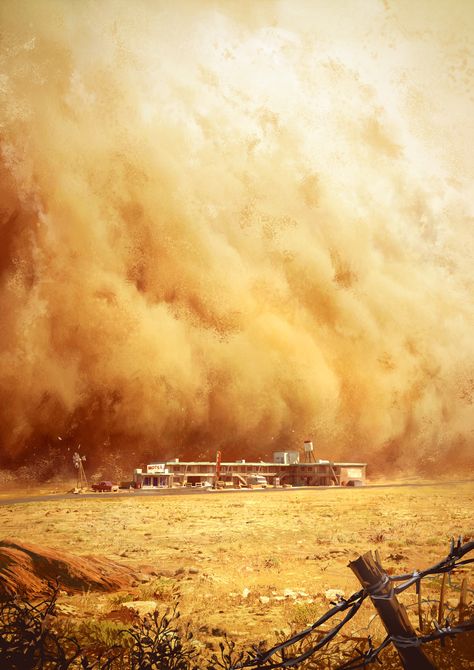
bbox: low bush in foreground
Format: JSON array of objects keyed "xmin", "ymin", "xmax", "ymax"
[
  {"xmin": 0, "ymin": 584, "xmax": 199, "ymax": 670},
  {"xmin": 0, "ymin": 583, "xmax": 472, "ymax": 669}
]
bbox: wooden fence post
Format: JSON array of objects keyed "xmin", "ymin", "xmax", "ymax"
[
  {"xmin": 459, "ymin": 578, "xmax": 468, "ymax": 623},
  {"xmin": 349, "ymin": 552, "xmax": 436, "ymax": 670},
  {"xmin": 438, "ymin": 572, "xmax": 447, "ymax": 625}
]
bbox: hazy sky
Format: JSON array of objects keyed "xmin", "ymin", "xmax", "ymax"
[{"xmin": 0, "ymin": 0, "xmax": 473, "ymax": 472}]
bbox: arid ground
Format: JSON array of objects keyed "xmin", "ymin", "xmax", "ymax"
[{"xmin": 1, "ymin": 481, "xmax": 473, "ymax": 653}]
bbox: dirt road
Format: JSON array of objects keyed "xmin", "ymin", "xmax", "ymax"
[{"xmin": 1, "ymin": 478, "xmax": 473, "ymax": 506}]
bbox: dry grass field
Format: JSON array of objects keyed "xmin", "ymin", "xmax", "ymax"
[{"xmin": 1, "ymin": 481, "xmax": 473, "ymax": 658}]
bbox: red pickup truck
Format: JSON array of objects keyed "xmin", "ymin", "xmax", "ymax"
[{"xmin": 91, "ymin": 481, "xmax": 118, "ymax": 492}]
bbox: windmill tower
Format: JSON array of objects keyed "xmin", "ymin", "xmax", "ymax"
[{"xmin": 73, "ymin": 450, "xmax": 88, "ymax": 490}]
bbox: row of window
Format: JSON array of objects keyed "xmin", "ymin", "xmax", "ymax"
[
  {"xmin": 164, "ymin": 464, "xmax": 331, "ymax": 474},
  {"xmin": 143, "ymin": 476, "xmax": 169, "ymax": 486}
]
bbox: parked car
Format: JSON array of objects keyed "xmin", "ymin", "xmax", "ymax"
[
  {"xmin": 194, "ymin": 481, "xmax": 212, "ymax": 488},
  {"xmin": 119, "ymin": 480, "xmax": 140, "ymax": 489},
  {"xmin": 185, "ymin": 481, "xmax": 212, "ymax": 488},
  {"xmin": 91, "ymin": 481, "xmax": 118, "ymax": 492},
  {"xmin": 246, "ymin": 474, "xmax": 268, "ymax": 488}
]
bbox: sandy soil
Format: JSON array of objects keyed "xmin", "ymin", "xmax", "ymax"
[{"xmin": 0, "ymin": 481, "xmax": 472, "ymax": 648}]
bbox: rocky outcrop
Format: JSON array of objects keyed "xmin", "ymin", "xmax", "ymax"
[{"xmin": 0, "ymin": 538, "xmax": 149, "ymax": 599}]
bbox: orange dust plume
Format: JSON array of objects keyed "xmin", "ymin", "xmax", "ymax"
[{"xmin": 0, "ymin": 0, "xmax": 473, "ymax": 474}]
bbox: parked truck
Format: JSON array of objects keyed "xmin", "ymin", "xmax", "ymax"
[{"xmin": 91, "ymin": 481, "xmax": 119, "ymax": 492}]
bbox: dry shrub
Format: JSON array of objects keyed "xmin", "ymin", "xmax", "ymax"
[{"xmin": 0, "ymin": 582, "xmax": 472, "ymax": 669}]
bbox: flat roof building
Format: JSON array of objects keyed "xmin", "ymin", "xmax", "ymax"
[{"xmin": 133, "ymin": 452, "xmax": 366, "ymax": 489}]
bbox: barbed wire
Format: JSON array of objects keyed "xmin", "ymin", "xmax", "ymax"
[
  {"xmin": 390, "ymin": 538, "xmax": 474, "ymax": 596},
  {"xmin": 334, "ymin": 620, "xmax": 474, "ymax": 669},
  {"xmin": 235, "ymin": 537, "xmax": 474, "ymax": 670},
  {"xmin": 237, "ymin": 590, "xmax": 367, "ymax": 669}
]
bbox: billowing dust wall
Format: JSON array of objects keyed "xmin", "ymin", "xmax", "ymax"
[{"xmin": 0, "ymin": 1, "xmax": 473, "ymax": 472}]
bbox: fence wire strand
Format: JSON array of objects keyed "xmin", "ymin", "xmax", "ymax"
[
  {"xmin": 237, "ymin": 590, "xmax": 367, "ymax": 669},
  {"xmin": 236, "ymin": 538, "xmax": 474, "ymax": 670}
]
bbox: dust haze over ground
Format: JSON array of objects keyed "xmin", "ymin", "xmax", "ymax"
[{"xmin": 0, "ymin": 0, "xmax": 473, "ymax": 475}]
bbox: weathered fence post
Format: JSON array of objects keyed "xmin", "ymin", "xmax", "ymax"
[
  {"xmin": 349, "ymin": 552, "xmax": 436, "ymax": 670},
  {"xmin": 438, "ymin": 572, "xmax": 447, "ymax": 625}
]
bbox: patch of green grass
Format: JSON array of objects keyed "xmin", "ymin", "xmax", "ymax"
[
  {"xmin": 137, "ymin": 577, "xmax": 175, "ymax": 601},
  {"xmin": 76, "ymin": 619, "xmax": 131, "ymax": 648},
  {"xmin": 109, "ymin": 592, "xmax": 135, "ymax": 607},
  {"xmin": 289, "ymin": 602, "xmax": 321, "ymax": 627}
]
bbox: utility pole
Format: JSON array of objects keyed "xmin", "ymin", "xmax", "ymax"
[{"xmin": 215, "ymin": 450, "xmax": 222, "ymax": 488}]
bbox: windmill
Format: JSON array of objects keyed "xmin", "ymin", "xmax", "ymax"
[{"xmin": 73, "ymin": 449, "xmax": 88, "ymax": 490}]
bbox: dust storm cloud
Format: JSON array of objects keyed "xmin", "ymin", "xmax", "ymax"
[{"xmin": 0, "ymin": 0, "xmax": 473, "ymax": 473}]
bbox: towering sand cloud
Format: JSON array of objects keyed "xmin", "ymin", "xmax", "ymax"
[{"xmin": 0, "ymin": 0, "xmax": 473, "ymax": 472}]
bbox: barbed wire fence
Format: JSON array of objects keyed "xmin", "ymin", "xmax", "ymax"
[
  {"xmin": 230, "ymin": 538, "xmax": 474, "ymax": 670},
  {"xmin": 0, "ymin": 540, "xmax": 472, "ymax": 669}
]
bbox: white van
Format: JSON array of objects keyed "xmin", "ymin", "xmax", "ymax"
[{"xmin": 247, "ymin": 474, "xmax": 268, "ymax": 488}]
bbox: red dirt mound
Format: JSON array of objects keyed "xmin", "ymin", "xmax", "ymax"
[{"xmin": 0, "ymin": 538, "xmax": 149, "ymax": 599}]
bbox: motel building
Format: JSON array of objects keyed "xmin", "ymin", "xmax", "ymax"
[{"xmin": 133, "ymin": 448, "xmax": 366, "ymax": 490}]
